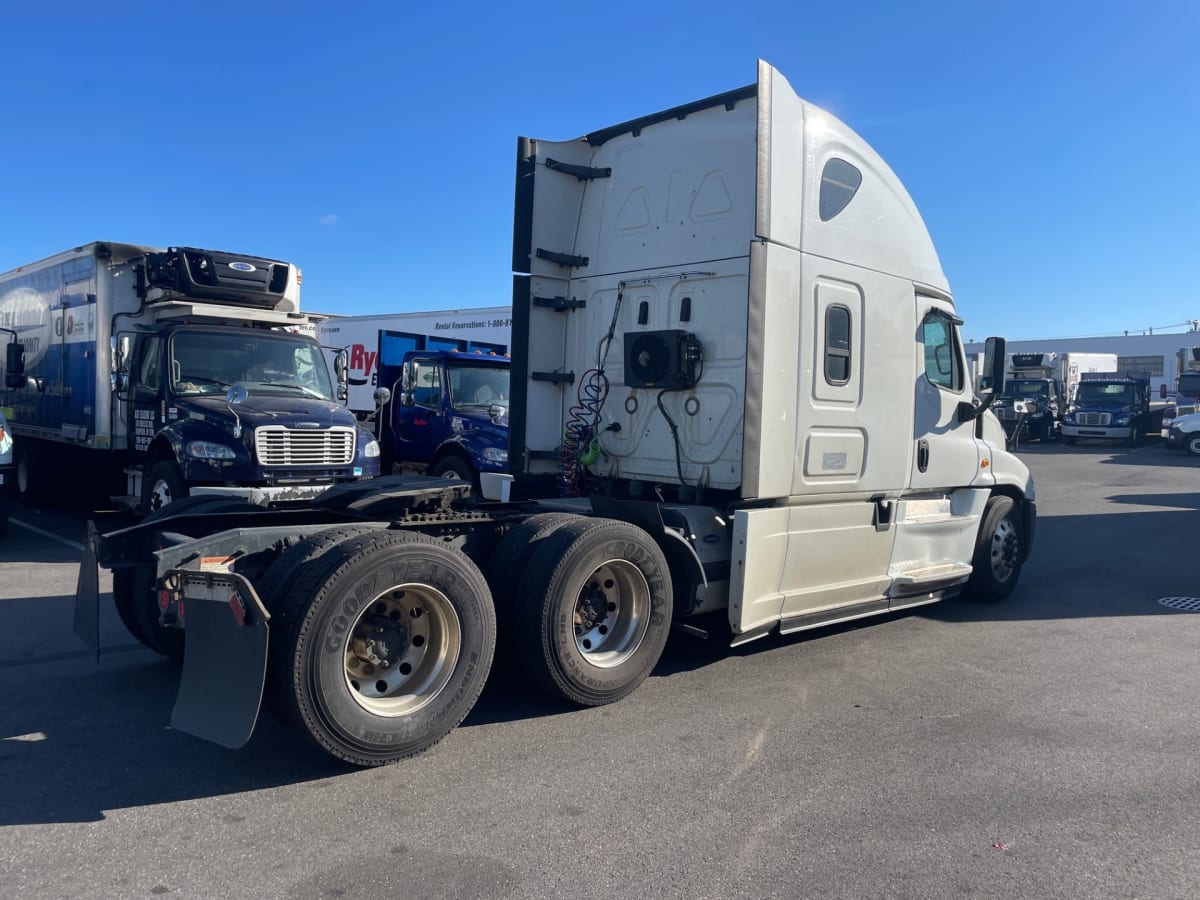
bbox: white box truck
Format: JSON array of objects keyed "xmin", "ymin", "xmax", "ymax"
[
  {"xmin": 0, "ymin": 243, "xmax": 381, "ymax": 514},
  {"xmin": 76, "ymin": 61, "xmax": 1034, "ymax": 766}
]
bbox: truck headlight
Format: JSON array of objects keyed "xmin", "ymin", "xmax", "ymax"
[
  {"xmin": 1115, "ymin": 415, "xmax": 1131, "ymax": 426},
  {"xmin": 482, "ymin": 447, "xmax": 508, "ymax": 463},
  {"xmin": 363, "ymin": 439, "xmax": 381, "ymax": 458},
  {"xmin": 186, "ymin": 441, "xmax": 237, "ymax": 460},
  {"xmin": 1062, "ymin": 413, "xmax": 1075, "ymax": 424}
]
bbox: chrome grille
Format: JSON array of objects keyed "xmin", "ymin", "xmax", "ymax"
[
  {"xmin": 1077, "ymin": 412, "xmax": 1111, "ymax": 426},
  {"xmin": 254, "ymin": 426, "xmax": 355, "ymax": 466},
  {"xmin": 997, "ymin": 407, "xmax": 1018, "ymax": 421}
]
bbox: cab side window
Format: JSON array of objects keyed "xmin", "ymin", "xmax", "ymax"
[
  {"xmin": 137, "ymin": 336, "xmax": 162, "ymax": 392},
  {"xmin": 410, "ymin": 359, "xmax": 441, "ymax": 408},
  {"xmin": 921, "ymin": 311, "xmax": 963, "ymax": 391}
]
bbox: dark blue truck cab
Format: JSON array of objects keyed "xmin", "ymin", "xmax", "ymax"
[
  {"xmin": 374, "ymin": 348, "xmax": 510, "ymax": 484},
  {"xmin": 1061, "ymin": 373, "xmax": 1153, "ymax": 446}
]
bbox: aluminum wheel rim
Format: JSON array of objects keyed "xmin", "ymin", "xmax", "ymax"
[
  {"xmin": 572, "ymin": 559, "xmax": 651, "ymax": 668},
  {"xmin": 149, "ymin": 480, "xmax": 174, "ymax": 512},
  {"xmin": 989, "ymin": 517, "xmax": 1019, "ymax": 583},
  {"xmin": 343, "ymin": 583, "xmax": 461, "ymax": 717}
]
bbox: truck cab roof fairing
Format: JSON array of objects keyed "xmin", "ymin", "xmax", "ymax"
[{"xmin": 755, "ymin": 61, "xmax": 948, "ymax": 293}]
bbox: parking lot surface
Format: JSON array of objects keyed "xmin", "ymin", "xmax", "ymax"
[{"xmin": 1, "ymin": 441, "xmax": 1198, "ymax": 899}]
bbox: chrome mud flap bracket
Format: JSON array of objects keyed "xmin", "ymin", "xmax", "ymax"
[{"xmin": 170, "ymin": 571, "xmax": 270, "ymax": 750}]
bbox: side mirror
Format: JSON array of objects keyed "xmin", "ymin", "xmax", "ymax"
[
  {"xmin": 1160, "ymin": 383, "xmax": 1168, "ymax": 399},
  {"xmin": 111, "ymin": 334, "xmax": 133, "ymax": 393},
  {"xmin": 981, "ymin": 336, "xmax": 1005, "ymax": 403},
  {"xmin": 958, "ymin": 336, "xmax": 1006, "ymax": 423},
  {"xmin": 335, "ymin": 349, "xmax": 349, "ymax": 383},
  {"xmin": 373, "ymin": 386, "xmax": 391, "ymax": 407},
  {"xmin": 225, "ymin": 384, "xmax": 248, "ymax": 439},
  {"xmin": 5, "ymin": 341, "xmax": 25, "ymax": 389}
]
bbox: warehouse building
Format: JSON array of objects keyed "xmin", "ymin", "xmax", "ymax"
[{"xmin": 965, "ymin": 330, "xmax": 1200, "ymax": 396}]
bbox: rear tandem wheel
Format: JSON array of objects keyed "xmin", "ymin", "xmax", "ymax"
[
  {"xmin": 515, "ymin": 517, "xmax": 673, "ymax": 707},
  {"xmin": 270, "ymin": 530, "xmax": 497, "ymax": 766}
]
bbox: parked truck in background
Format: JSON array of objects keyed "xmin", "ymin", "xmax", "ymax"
[
  {"xmin": 990, "ymin": 351, "xmax": 1117, "ymax": 443},
  {"xmin": 75, "ymin": 60, "xmax": 1035, "ymax": 767},
  {"xmin": 1061, "ymin": 371, "xmax": 1156, "ymax": 445},
  {"xmin": 370, "ymin": 340, "xmax": 510, "ymax": 484},
  {"xmin": 0, "ymin": 242, "xmax": 380, "ymax": 512},
  {"xmin": 317, "ymin": 309, "xmax": 510, "ymax": 417},
  {"xmin": 1160, "ymin": 346, "xmax": 1200, "ymax": 437}
]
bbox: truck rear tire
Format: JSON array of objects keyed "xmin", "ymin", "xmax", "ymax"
[
  {"xmin": 515, "ymin": 518, "xmax": 672, "ymax": 707},
  {"xmin": 483, "ymin": 512, "xmax": 582, "ymax": 671},
  {"xmin": 111, "ymin": 567, "xmax": 151, "ymax": 647},
  {"xmin": 143, "ymin": 460, "xmax": 188, "ymax": 515},
  {"xmin": 968, "ymin": 495, "xmax": 1024, "ymax": 602},
  {"xmin": 114, "ymin": 497, "xmax": 263, "ymax": 660},
  {"xmin": 255, "ymin": 524, "xmax": 388, "ymax": 721},
  {"xmin": 272, "ymin": 531, "xmax": 496, "ymax": 766}
]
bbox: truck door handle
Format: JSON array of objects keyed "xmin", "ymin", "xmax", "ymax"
[{"xmin": 917, "ymin": 439, "xmax": 930, "ymax": 473}]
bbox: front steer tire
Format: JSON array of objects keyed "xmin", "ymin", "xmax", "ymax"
[
  {"xmin": 968, "ymin": 495, "xmax": 1024, "ymax": 603},
  {"xmin": 516, "ymin": 518, "xmax": 673, "ymax": 707},
  {"xmin": 272, "ymin": 531, "xmax": 496, "ymax": 766},
  {"xmin": 143, "ymin": 460, "xmax": 188, "ymax": 516}
]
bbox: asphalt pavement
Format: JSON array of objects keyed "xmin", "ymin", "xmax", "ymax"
[{"xmin": 1, "ymin": 439, "xmax": 1198, "ymax": 899}]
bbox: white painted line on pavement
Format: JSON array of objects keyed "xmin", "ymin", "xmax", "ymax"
[{"xmin": 10, "ymin": 517, "xmax": 85, "ymax": 552}]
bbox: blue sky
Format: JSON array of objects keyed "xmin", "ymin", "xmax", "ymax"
[{"xmin": 2, "ymin": 1, "xmax": 1196, "ymax": 342}]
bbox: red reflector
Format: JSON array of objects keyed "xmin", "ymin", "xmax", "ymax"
[
  {"xmin": 228, "ymin": 592, "xmax": 246, "ymax": 626},
  {"xmin": 178, "ymin": 600, "xmax": 186, "ymax": 619},
  {"xmin": 159, "ymin": 590, "xmax": 170, "ymax": 611}
]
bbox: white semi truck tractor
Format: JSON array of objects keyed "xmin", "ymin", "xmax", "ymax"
[{"xmin": 76, "ymin": 61, "xmax": 1035, "ymax": 766}]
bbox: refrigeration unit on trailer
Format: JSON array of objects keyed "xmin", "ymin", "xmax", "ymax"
[
  {"xmin": 0, "ymin": 242, "xmax": 379, "ymax": 512},
  {"xmin": 76, "ymin": 61, "xmax": 1034, "ymax": 767}
]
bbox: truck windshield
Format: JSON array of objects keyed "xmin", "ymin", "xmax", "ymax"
[
  {"xmin": 1001, "ymin": 380, "xmax": 1050, "ymax": 399},
  {"xmin": 170, "ymin": 331, "xmax": 335, "ymax": 400},
  {"xmin": 1178, "ymin": 373, "xmax": 1200, "ymax": 396},
  {"xmin": 1075, "ymin": 383, "xmax": 1134, "ymax": 405},
  {"xmin": 447, "ymin": 362, "xmax": 509, "ymax": 409}
]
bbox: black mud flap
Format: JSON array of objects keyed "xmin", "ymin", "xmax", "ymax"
[
  {"xmin": 170, "ymin": 572, "xmax": 270, "ymax": 750},
  {"xmin": 73, "ymin": 521, "xmax": 100, "ymax": 660}
]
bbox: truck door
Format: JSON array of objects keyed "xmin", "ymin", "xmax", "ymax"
[
  {"xmin": 909, "ymin": 299, "xmax": 981, "ymax": 492},
  {"xmin": 391, "ymin": 357, "xmax": 446, "ymax": 467},
  {"xmin": 128, "ymin": 335, "xmax": 165, "ymax": 455}
]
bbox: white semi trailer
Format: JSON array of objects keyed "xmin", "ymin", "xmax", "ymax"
[{"xmin": 76, "ymin": 60, "xmax": 1034, "ymax": 766}]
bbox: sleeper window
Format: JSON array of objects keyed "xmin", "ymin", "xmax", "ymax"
[
  {"xmin": 819, "ymin": 158, "xmax": 862, "ymax": 221},
  {"xmin": 824, "ymin": 305, "xmax": 851, "ymax": 385}
]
